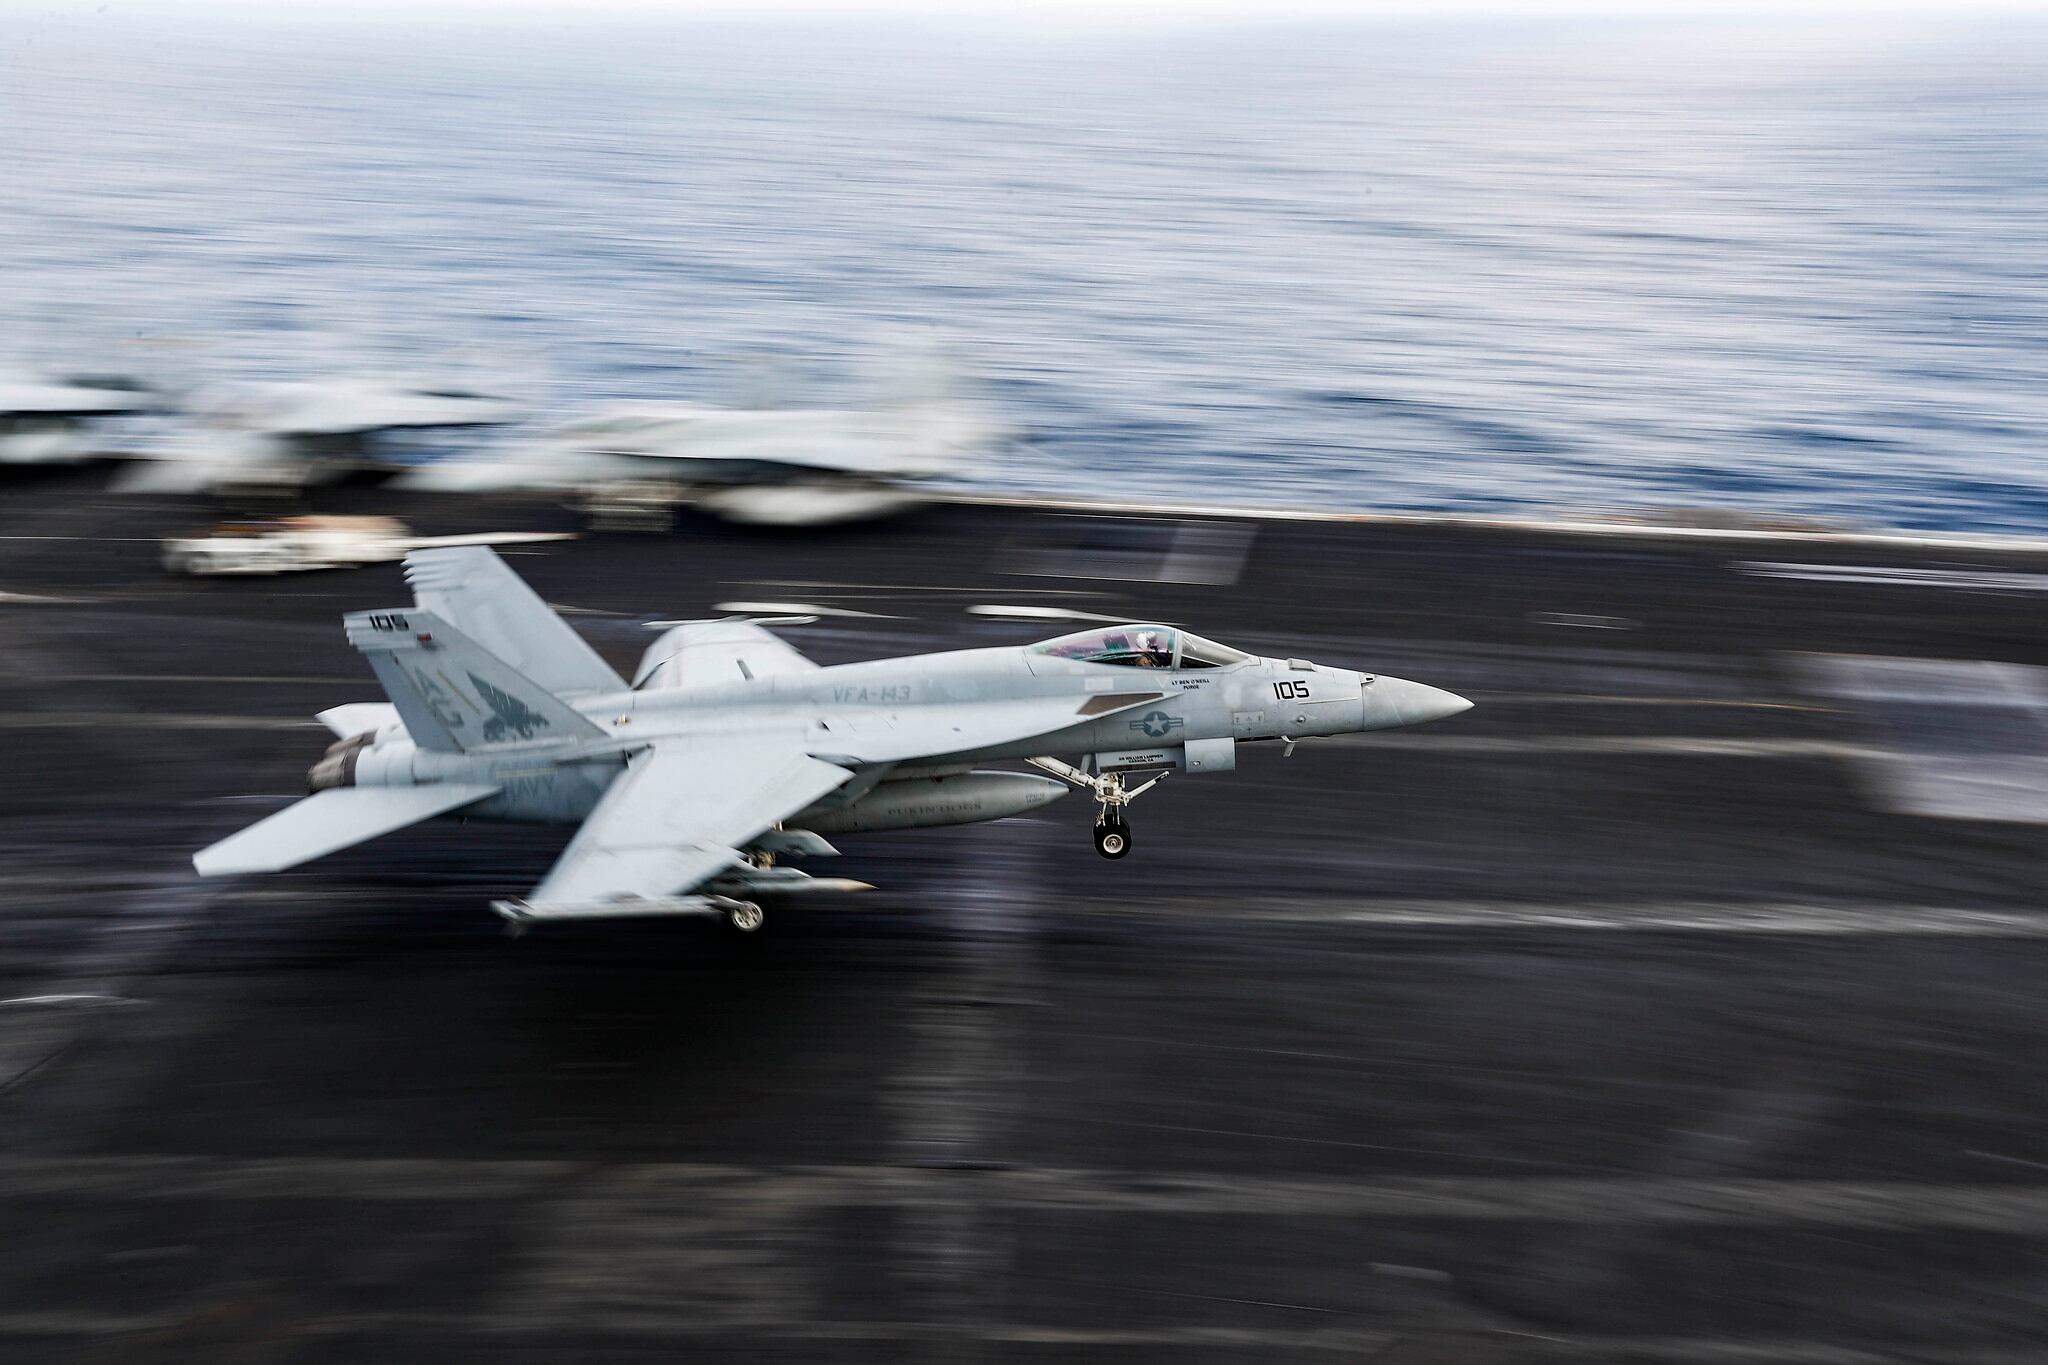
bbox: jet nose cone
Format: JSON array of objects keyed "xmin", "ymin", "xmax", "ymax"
[{"xmin": 1378, "ymin": 676, "xmax": 1474, "ymax": 727}]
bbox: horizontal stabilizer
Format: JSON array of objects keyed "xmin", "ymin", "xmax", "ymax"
[{"xmin": 193, "ymin": 783, "xmax": 500, "ymax": 876}]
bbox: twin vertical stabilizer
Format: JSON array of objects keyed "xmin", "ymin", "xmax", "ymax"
[
  {"xmin": 401, "ymin": 546, "xmax": 623, "ymax": 696},
  {"xmin": 343, "ymin": 608, "xmax": 607, "ymax": 753},
  {"xmin": 195, "ymin": 547, "xmax": 617, "ymax": 878}
]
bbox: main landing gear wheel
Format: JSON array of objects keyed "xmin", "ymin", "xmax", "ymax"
[
  {"xmin": 728, "ymin": 900, "xmax": 765, "ymax": 933},
  {"xmin": 1094, "ymin": 820, "xmax": 1131, "ymax": 860}
]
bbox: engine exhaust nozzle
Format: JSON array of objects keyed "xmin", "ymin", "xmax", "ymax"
[{"xmin": 307, "ymin": 733, "xmax": 370, "ymax": 792}]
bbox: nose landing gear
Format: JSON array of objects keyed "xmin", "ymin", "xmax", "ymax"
[{"xmin": 1030, "ymin": 757, "xmax": 1164, "ymax": 860}]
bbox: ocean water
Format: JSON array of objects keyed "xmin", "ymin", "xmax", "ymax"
[{"xmin": 3, "ymin": 13, "xmax": 2046, "ymax": 530}]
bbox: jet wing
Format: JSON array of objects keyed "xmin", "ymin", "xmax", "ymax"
[
  {"xmin": 632, "ymin": 620, "xmax": 819, "ymax": 690},
  {"xmin": 509, "ymin": 736, "xmax": 851, "ymax": 917}
]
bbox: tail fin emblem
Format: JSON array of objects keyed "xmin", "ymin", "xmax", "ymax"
[{"xmin": 469, "ymin": 673, "xmax": 552, "ymax": 742}]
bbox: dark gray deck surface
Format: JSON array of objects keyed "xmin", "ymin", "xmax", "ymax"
[{"xmin": 4, "ymin": 469, "xmax": 2048, "ymax": 1362}]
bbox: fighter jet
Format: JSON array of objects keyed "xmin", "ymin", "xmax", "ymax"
[
  {"xmin": 194, "ymin": 548, "xmax": 1471, "ymax": 929},
  {"xmin": 400, "ymin": 399, "xmax": 998, "ymax": 527},
  {"xmin": 398, "ymin": 344, "xmax": 999, "ymax": 526}
]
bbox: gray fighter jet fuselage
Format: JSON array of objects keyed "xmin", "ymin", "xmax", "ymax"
[{"xmin": 196, "ymin": 548, "xmax": 1471, "ymax": 930}]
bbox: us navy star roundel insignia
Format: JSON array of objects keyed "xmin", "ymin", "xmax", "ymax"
[{"xmin": 1131, "ymin": 710, "xmax": 1184, "ymax": 740}]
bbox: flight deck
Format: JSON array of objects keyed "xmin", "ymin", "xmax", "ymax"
[{"xmin": 4, "ymin": 469, "xmax": 2048, "ymax": 1362}]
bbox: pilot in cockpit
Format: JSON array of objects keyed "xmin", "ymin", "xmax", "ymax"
[{"xmin": 1035, "ymin": 625, "xmax": 1239, "ymax": 671}]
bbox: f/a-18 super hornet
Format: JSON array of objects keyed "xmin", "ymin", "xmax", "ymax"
[{"xmin": 194, "ymin": 548, "xmax": 1471, "ymax": 930}]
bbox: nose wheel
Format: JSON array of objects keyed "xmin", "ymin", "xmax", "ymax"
[
  {"xmin": 1030, "ymin": 757, "xmax": 1163, "ymax": 860},
  {"xmin": 1093, "ymin": 816, "xmax": 1131, "ymax": 860}
]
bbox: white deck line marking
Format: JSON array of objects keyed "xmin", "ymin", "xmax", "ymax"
[
  {"xmin": 0, "ymin": 994, "xmax": 131, "ymax": 1007},
  {"xmin": 1743, "ymin": 562, "xmax": 2048, "ymax": 591},
  {"xmin": 1474, "ymin": 695, "xmax": 1827, "ymax": 710},
  {"xmin": 1092, "ymin": 899, "xmax": 2048, "ymax": 934},
  {"xmin": 1528, "ymin": 611, "xmax": 1639, "ymax": 629},
  {"xmin": 1332, "ymin": 735, "xmax": 1873, "ymax": 758},
  {"xmin": 20, "ymin": 674, "xmax": 367, "ymax": 685},
  {"xmin": 711, "ymin": 601, "xmax": 896, "ymax": 618},
  {"xmin": 0, "ymin": 713, "xmax": 319, "ymax": 730},
  {"xmin": 968, "ymin": 603, "xmax": 1133, "ymax": 624},
  {"xmin": 941, "ymin": 492, "xmax": 2048, "ymax": 554}
]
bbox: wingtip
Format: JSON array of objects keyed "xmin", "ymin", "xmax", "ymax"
[{"xmin": 192, "ymin": 847, "xmax": 241, "ymax": 878}]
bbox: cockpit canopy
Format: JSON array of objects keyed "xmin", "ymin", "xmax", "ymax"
[{"xmin": 1030, "ymin": 625, "xmax": 1251, "ymax": 670}]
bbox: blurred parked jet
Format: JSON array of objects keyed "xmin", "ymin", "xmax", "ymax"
[
  {"xmin": 0, "ymin": 371, "xmax": 159, "ymax": 467},
  {"xmin": 121, "ymin": 377, "xmax": 520, "ymax": 494},
  {"xmin": 161, "ymin": 515, "xmax": 575, "ymax": 576},
  {"xmin": 194, "ymin": 548, "xmax": 1471, "ymax": 929},
  {"xmin": 401, "ymin": 354, "xmax": 999, "ymax": 525}
]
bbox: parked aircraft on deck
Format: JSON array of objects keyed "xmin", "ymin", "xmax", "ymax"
[
  {"xmin": 0, "ymin": 371, "xmax": 159, "ymax": 467},
  {"xmin": 120, "ymin": 377, "xmax": 520, "ymax": 494}
]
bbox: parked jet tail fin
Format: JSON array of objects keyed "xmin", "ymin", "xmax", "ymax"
[
  {"xmin": 343, "ymin": 608, "xmax": 608, "ymax": 753},
  {"xmin": 193, "ymin": 783, "xmax": 500, "ymax": 877}
]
